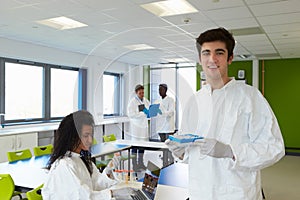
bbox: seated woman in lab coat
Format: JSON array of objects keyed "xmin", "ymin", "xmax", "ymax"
[{"xmin": 42, "ymin": 110, "xmax": 119, "ymax": 200}]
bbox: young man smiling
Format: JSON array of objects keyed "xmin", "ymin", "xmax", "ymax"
[{"xmin": 166, "ymin": 28, "xmax": 285, "ymax": 200}]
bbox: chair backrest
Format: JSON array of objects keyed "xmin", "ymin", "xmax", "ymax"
[
  {"xmin": 103, "ymin": 134, "xmax": 117, "ymax": 142},
  {"xmin": 0, "ymin": 174, "xmax": 15, "ymax": 200},
  {"xmin": 26, "ymin": 184, "xmax": 43, "ymax": 200},
  {"xmin": 33, "ymin": 144, "xmax": 53, "ymax": 157},
  {"xmin": 93, "ymin": 138, "xmax": 98, "ymax": 145},
  {"xmin": 7, "ymin": 149, "xmax": 32, "ymax": 162}
]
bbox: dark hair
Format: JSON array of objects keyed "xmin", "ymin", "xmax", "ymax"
[
  {"xmin": 135, "ymin": 84, "xmax": 144, "ymax": 93},
  {"xmin": 47, "ymin": 110, "xmax": 95, "ymax": 169},
  {"xmin": 159, "ymin": 83, "xmax": 168, "ymax": 91},
  {"xmin": 196, "ymin": 27, "xmax": 235, "ymax": 60}
]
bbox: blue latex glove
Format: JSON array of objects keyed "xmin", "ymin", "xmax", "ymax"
[
  {"xmin": 142, "ymin": 108, "xmax": 149, "ymax": 115},
  {"xmin": 158, "ymin": 108, "xmax": 162, "ymax": 115}
]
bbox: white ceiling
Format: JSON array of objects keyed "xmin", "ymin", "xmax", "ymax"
[{"xmin": 1, "ymin": 0, "xmax": 300, "ymax": 65}]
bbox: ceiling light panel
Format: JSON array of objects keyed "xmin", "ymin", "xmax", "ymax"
[
  {"xmin": 141, "ymin": 0, "xmax": 198, "ymax": 17},
  {"xmin": 37, "ymin": 16, "xmax": 88, "ymax": 30}
]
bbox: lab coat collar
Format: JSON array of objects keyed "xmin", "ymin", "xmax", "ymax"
[
  {"xmin": 66, "ymin": 151, "xmax": 80, "ymax": 157},
  {"xmin": 203, "ymin": 78, "xmax": 236, "ymax": 94}
]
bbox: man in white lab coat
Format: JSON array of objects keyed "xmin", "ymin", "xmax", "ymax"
[
  {"xmin": 127, "ymin": 84, "xmax": 150, "ymax": 170},
  {"xmin": 166, "ymin": 28, "xmax": 285, "ymax": 200},
  {"xmin": 155, "ymin": 83, "xmax": 175, "ymax": 135}
]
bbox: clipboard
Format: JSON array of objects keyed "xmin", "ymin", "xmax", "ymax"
[
  {"xmin": 147, "ymin": 104, "xmax": 160, "ymax": 118},
  {"xmin": 138, "ymin": 104, "xmax": 145, "ymax": 112}
]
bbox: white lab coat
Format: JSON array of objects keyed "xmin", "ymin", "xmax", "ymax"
[
  {"xmin": 155, "ymin": 96, "xmax": 175, "ymax": 133},
  {"xmin": 42, "ymin": 152, "xmax": 117, "ymax": 200},
  {"xmin": 127, "ymin": 96, "xmax": 150, "ymax": 141},
  {"xmin": 180, "ymin": 79, "xmax": 285, "ymax": 200}
]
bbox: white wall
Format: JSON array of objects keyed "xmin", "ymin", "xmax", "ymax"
[{"xmin": 0, "ymin": 37, "xmax": 143, "ymax": 123}]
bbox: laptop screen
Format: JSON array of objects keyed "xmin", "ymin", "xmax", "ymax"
[{"xmin": 142, "ymin": 161, "xmax": 161, "ymax": 200}]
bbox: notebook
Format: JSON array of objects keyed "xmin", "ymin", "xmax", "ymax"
[{"xmin": 113, "ymin": 161, "xmax": 161, "ymax": 200}]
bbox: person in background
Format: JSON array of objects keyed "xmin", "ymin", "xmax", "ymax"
[
  {"xmin": 155, "ymin": 83, "xmax": 175, "ymax": 135},
  {"xmin": 127, "ymin": 84, "xmax": 150, "ymax": 171},
  {"xmin": 165, "ymin": 27, "xmax": 285, "ymax": 200},
  {"xmin": 42, "ymin": 110, "xmax": 120, "ymax": 200}
]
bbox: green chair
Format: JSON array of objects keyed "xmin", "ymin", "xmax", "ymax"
[
  {"xmin": 7, "ymin": 149, "xmax": 32, "ymax": 163},
  {"xmin": 26, "ymin": 184, "xmax": 43, "ymax": 200},
  {"xmin": 33, "ymin": 144, "xmax": 53, "ymax": 157},
  {"xmin": 103, "ymin": 134, "xmax": 117, "ymax": 142},
  {"xmin": 0, "ymin": 174, "xmax": 23, "ymax": 200}
]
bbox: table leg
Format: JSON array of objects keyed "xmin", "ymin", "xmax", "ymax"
[
  {"xmin": 163, "ymin": 149, "xmax": 168, "ymax": 167},
  {"xmin": 128, "ymin": 149, "xmax": 131, "ymax": 173}
]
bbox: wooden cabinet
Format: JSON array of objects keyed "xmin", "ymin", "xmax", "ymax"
[{"xmin": 0, "ymin": 132, "xmax": 37, "ymax": 162}]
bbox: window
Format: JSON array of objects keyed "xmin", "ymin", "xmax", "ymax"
[
  {"xmin": 103, "ymin": 72, "xmax": 121, "ymax": 117},
  {"xmin": 149, "ymin": 63, "xmax": 196, "ymax": 136},
  {"xmin": 51, "ymin": 68, "xmax": 78, "ymax": 118},
  {"xmin": 5, "ymin": 62, "xmax": 43, "ymax": 120},
  {"xmin": 0, "ymin": 58, "xmax": 85, "ymax": 126}
]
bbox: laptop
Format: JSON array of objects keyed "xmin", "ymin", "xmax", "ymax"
[{"xmin": 113, "ymin": 161, "xmax": 161, "ymax": 200}]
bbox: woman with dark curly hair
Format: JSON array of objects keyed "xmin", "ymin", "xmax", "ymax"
[{"xmin": 42, "ymin": 110, "xmax": 119, "ymax": 199}]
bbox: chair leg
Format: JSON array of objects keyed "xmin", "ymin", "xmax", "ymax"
[
  {"xmin": 18, "ymin": 194, "xmax": 23, "ymax": 199},
  {"xmin": 262, "ymin": 188, "xmax": 266, "ymax": 199}
]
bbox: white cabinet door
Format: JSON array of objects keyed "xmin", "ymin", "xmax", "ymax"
[
  {"xmin": 0, "ymin": 135, "xmax": 15, "ymax": 162},
  {"xmin": 17, "ymin": 132, "xmax": 38, "ymax": 151}
]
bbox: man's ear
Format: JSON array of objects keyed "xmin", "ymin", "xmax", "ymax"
[{"xmin": 228, "ymin": 55, "xmax": 234, "ymax": 64}]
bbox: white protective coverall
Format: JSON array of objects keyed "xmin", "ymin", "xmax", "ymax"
[
  {"xmin": 127, "ymin": 96, "xmax": 150, "ymax": 141},
  {"xmin": 42, "ymin": 152, "xmax": 117, "ymax": 200},
  {"xmin": 180, "ymin": 79, "xmax": 285, "ymax": 200},
  {"xmin": 155, "ymin": 96, "xmax": 175, "ymax": 133}
]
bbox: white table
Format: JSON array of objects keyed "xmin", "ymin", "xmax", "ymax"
[
  {"xmin": 91, "ymin": 142, "xmax": 132, "ymax": 158},
  {"xmin": 113, "ymin": 140, "xmax": 171, "ymax": 167},
  {"xmin": 0, "ymin": 143, "xmax": 132, "ymax": 191}
]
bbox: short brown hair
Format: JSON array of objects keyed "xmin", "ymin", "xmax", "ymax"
[{"xmin": 135, "ymin": 84, "xmax": 144, "ymax": 92}]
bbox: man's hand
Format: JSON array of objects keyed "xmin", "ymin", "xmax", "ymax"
[
  {"xmin": 196, "ymin": 138, "xmax": 234, "ymax": 159},
  {"xmin": 165, "ymin": 139, "xmax": 185, "ymax": 159}
]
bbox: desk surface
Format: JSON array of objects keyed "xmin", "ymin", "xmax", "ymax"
[
  {"xmin": 114, "ymin": 140, "xmax": 168, "ymax": 149},
  {"xmin": 91, "ymin": 143, "xmax": 131, "ymax": 158},
  {"xmin": 0, "ymin": 155, "xmax": 49, "ymax": 189}
]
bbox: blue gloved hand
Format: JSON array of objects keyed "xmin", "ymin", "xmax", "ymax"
[
  {"xmin": 158, "ymin": 108, "xmax": 162, "ymax": 115},
  {"xmin": 142, "ymin": 108, "xmax": 149, "ymax": 115}
]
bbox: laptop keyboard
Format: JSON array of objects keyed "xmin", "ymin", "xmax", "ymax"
[{"xmin": 132, "ymin": 190, "xmax": 148, "ymax": 200}]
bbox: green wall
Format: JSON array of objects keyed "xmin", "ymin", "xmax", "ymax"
[
  {"xmin": 228, "ymin": 61, "xmax": 253, "ymax": 85},
  {"xmin": 259, "ymin": 58, "xmax": 300, "ymax": 150}
]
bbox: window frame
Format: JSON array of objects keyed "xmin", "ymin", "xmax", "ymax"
[
  {"xmin": 103, "ymin": 71, "xmax": 122, "ymax": 118},
  {"xmin": 0, "ymin": 57, "xmax": 86, "ymax": 127}
]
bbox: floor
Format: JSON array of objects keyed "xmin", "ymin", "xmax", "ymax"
[{"xmin": 261, "ymin": 155, "xmax": 300, "ymax": 200}]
